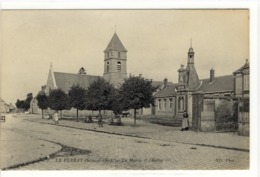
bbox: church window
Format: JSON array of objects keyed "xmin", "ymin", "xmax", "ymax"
[
  {"xmin": 117, "ymin": 61, "xmax": 121, "ymax": 71},
  {"xmin": 118, "ymin": 52, "xmax": 121, "ymax": 58},
  {"xmin": 107, "ymin": 62, "xmax": 109, "ymax": 72}
]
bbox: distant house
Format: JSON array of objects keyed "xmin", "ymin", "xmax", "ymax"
[
  {"xmin": 29, "ymin": 98, "xmax": 40, "ymax": 114},
  {"xmin": 154, "ymin": 81, "xmax": 177, "ymax": 117}
]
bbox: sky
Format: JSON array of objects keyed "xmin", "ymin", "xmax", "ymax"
[{"xmin": 1, "ymin": 10, "xmax": 249, "ymax": 104}]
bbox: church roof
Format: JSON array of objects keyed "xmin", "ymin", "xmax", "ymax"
[
  {"xmin": 154, "ymin": 84, "xmax": 177, "ymax": 98},
  {"xmin": 53, "ymin": 72, "xmax": 100, "ymax": 93},
  {"xmin": 197, "ymin": 75, "xmax": 234, "ymax": 93},
  {"xmin": 188, "ymin": 47, "xmax": 194, "ymax": 53},
  {"xmin": 104, "ymin": 33, "xmax": 128, "ymax": 52}
]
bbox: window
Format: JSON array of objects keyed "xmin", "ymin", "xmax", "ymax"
[
  {"xmin": 169, "ymin": 98, "xmax": 173, "ymax": 109},
  {"xmin": 117, "ymin": 61, "xmax": 121, "ymax": 71},
  {"xmin": 118, "ymin": 52, "xmax": 121, "ymax": 58},
  {"xmin": 164, "ymin": 99, "xmax": 167, "ymax": 111},
  {"xmin": 244, "ymin": 74, "xmax": 249, "ymax": 90},
  {"xmin": 178, "ymin": 97, "xmax": 184, "ymax": 111},
  {"xmin": 106, "ymin": 62, "xmax": 109, "ymax": 72},
  {"xmin": 158, "ymin": 99, "xmax": 161, "ymax": 111}
]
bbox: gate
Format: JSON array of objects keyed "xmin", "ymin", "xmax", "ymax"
[
  {"xmin": 238, "ymin": 98, "xmax": 249, "ymax": 136},
  {"xmin": 214, "ymin": 99, "xmax": 238, "ymax": 132}
]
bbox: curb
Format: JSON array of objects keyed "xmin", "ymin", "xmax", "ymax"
[{"xmin": 2, "ymin": 145, "xmax": 62, "ymax": 170}]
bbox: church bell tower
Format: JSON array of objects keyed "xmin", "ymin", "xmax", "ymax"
[{"xmin": 103, "ymin": 32, "xmax": 128, "ymax": 86}]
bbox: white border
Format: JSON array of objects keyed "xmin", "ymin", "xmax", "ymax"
[{"xmin": 0, "ymin": 1, "xmax": 259, "ymax": 177}]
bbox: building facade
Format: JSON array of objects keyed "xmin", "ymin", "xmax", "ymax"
[{"xmin": 153, "ymin": 45, "xmax": 249, "ymax": 127}]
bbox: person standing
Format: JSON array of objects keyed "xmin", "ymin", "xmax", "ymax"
[
  {"xmin": 98, "ymin": 114, "xmax": 103, "ymax": 127},
  {"xmin": 53, "ymin": 111, "xmax": 59, "ymax": 125},
  {"xmin": 181, "ymin": 111, "xmax": 189, "ymax": 131}
]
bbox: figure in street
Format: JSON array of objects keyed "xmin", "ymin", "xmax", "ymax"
[
  {"xmin": 98, "ymin": 114, "xmax": 103, "ymax": 127},
  {"xmin": 181, "ymin": 111, "xmax": 189, "ymax": 131},
  {"xmin": 53, "ymin": 111, "xmax": 59, "ymax": 125}
]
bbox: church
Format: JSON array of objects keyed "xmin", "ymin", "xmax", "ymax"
[{"xmin": 45, "ymin": 32, "xmax": 129, "ymax": 94}]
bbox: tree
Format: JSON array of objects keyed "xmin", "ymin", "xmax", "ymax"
[
  {"xmin": 85, "ymin": 77, "xmax": 115, "ymax": 116},
  {"xmin": 120, "ymin": 75, "xmax": 157, "ymax": 125},
  {"xmin": 36, "ymin": 91, "xmax": 49, "ymax": 119},
  {"xmin": 48, "ymin": 88, "xmax": 69, "ymax": 119},
  {"xmin": 68, "ymin": 84, "xmax": 87, "ymax": 121},
  {"xmin": 24, "ymin": 93, "xmax": 33, "ymax": 111},
  {"xmin": 108, "ymin": 88, "xmax": 124, "ymax": 124},
  {"xmin": 15, "ymin": 99, "xmax": 25, "ymax": 109}
]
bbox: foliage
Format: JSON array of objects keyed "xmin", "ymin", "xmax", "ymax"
[
  {"xmin": 15, "ymin": 93, "xmax": 33, "ymax": 111},
  {"xmin": 48, "ymin": 88, "xmax": 70, "ymax": 112},
  {"xmin": 108, "ymin": 88, "xmax": 124, "ymax": 115},
  {"xmin": 85, "ymin": 77, "xmax": 115, "ymax": 114},
  {"xmin": 68, "ymin": 84, "xmax": 87, "ymax": 120},
  {"xmin": 36, "ymin": 91, "xmax": 49, "ymax": 118},
  {"xmin": 120, "ymin": 75, "xmax": 157, "ymax": 125},
  {"xmin": 36, "ymin": 91, "xmax": 49, "ymax": 110},
  {"xmin": 15, "ymin": 99, "xmax": 25, "ymax": 109}
]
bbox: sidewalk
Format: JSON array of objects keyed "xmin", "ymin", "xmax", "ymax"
[
  {"xmin": 0, "ymin": 115, "xmax": 62, "ymax": 169},
  {"xmin": 22, "ymin": 114, "xmax": 249, "ymax": 151}
]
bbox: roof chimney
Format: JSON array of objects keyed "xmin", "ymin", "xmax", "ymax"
[
  {"xmin": 210, "ymin": 68, "xmax": 215, "ymax": 82},
  {"xmin": 163, "ymin": 78, "xmax": 168, "ymax": 88}
]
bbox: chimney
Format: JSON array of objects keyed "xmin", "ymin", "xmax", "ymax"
[
  {"xmin": 210, "ymin": 68, "xmax": 215, "ymax": 82},
  {"xmin": 163, "ymin": 78, "xmax": 168, "ymax": 88}
]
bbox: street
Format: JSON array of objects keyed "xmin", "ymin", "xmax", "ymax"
[{"xmin": 0, "ymin": 114, "xmax": 249, "ymax": 170}]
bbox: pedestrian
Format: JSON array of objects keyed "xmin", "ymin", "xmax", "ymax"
[
  {"xmin": 53, "ymin": 111, "xmax": 59, "ymax": 125},
  {"xmin": 181, "ymin": 111, "xmax": 189, "ymax": 131},
  {"xmin": 98, "ymin": 114, "xmax": 103, "ymax": 127}
]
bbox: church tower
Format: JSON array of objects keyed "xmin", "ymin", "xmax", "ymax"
[{"xmin": 103, "ymin": 32, "xmax": 128, "ymax": 86}]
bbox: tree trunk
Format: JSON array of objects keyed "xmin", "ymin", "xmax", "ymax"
[
  {"xmin": 42, "ymin": 109, "xmax": 44, "ymax": 119},
  {"xmin": 76, "ymin": 109, "xmax": 79, "ymax": 122},
  {"xmin": 134, "ymin": 109, "xmax": 137, "ymax": 125}
]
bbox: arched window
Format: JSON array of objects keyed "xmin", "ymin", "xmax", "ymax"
[
  {"xmin": 107, "ymin": 62, "xmax": 109, "ymax": 72},
  {"xmin": 117, "ymin": 61, "xmax": 121, "ymax": 71},
  {"xmin": 118, "ymin": 52, "xmax": 121, "ymax": 58}
]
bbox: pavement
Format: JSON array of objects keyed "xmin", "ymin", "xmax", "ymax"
[
  {"xmin": 0, "ymin": 113, "xmax": 249, "ymax": 170},
  {"xmin": 0, "ymin": 114, "xmax": 249, "ymax": 169},
  {"xmin": 22, "ymin": 113, "xmax": 249, "ymax": 151},
  {"xmin": 0, "ymin": 115, "xmax": 62, "ymax": 169}
]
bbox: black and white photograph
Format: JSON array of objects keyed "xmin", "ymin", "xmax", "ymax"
[{"xmin": 0, "ymin": 1, "xmax": 259, "ymax": 176}]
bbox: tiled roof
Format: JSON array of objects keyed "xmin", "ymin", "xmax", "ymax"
[
  {"xmin": 104, "ymin": 33, "xmax": 127, "ymax": 52},
  {"xmin": 152, "ymin": 81, "xmax": 173, "ymax": 90},
  {"xmin": 197, "ymin": 75, "xmax": 234, "ymax": 93},
  {"xmin": 53, "ymin": 72, "xmax": 100, "ymax": 93},
  {"xmin": 154, "ymin": 84, "xmax": 177, "ymax": 98}
]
